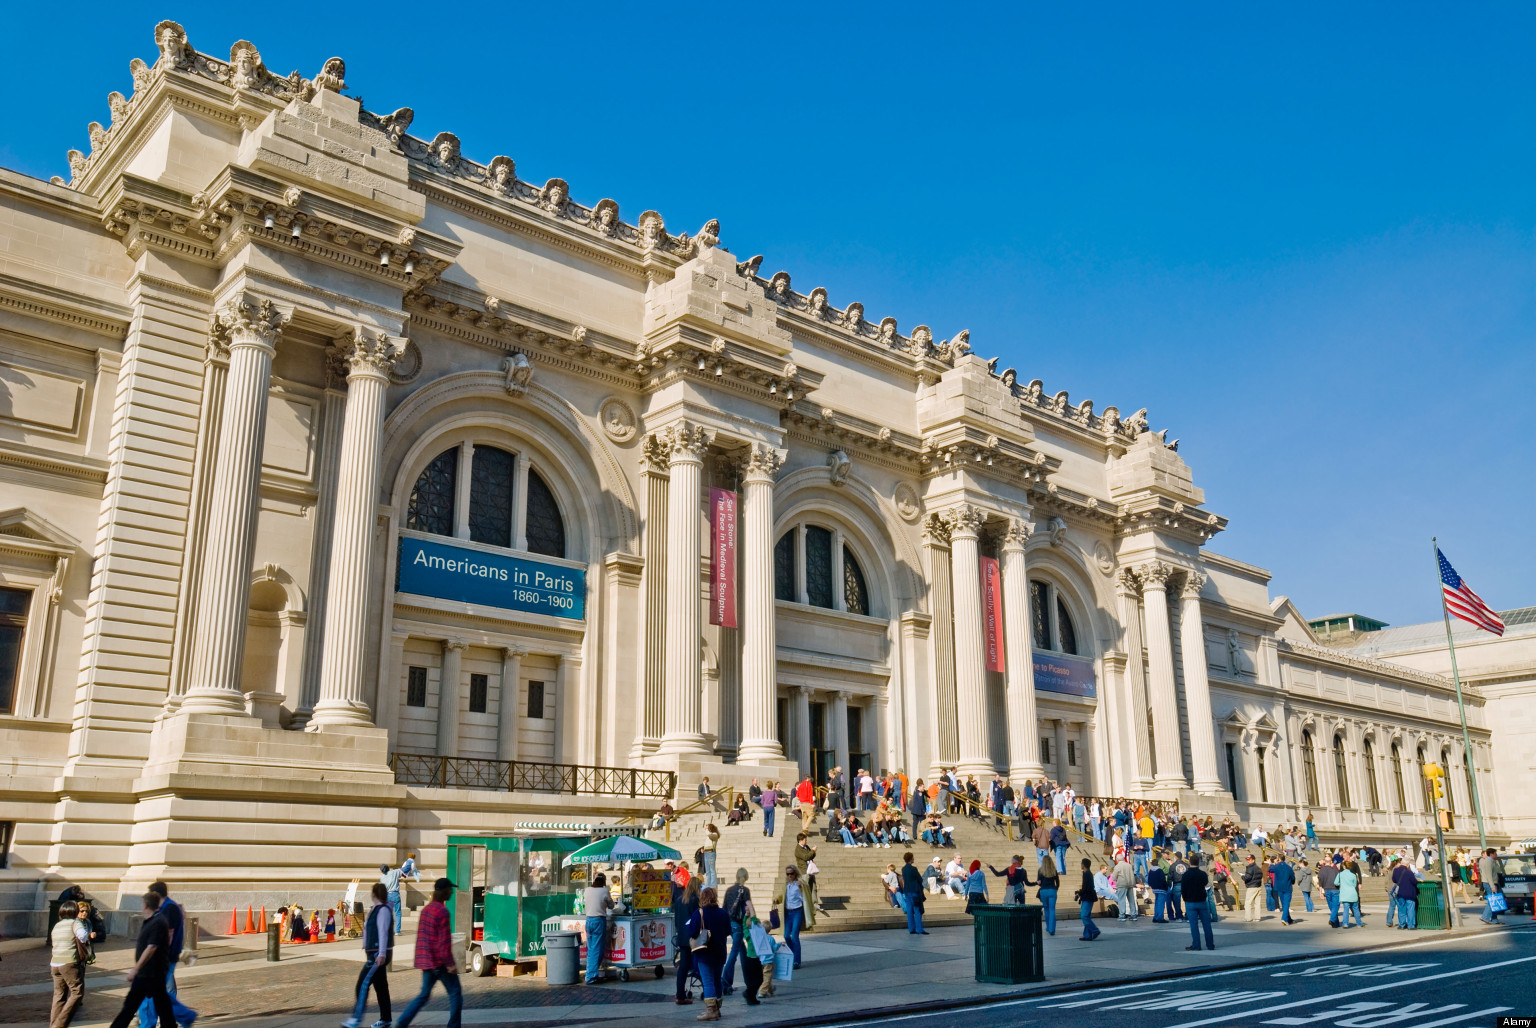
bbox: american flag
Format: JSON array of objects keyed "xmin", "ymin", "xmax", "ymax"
[{"xmin": 1438, "ymin": 548, "xmax": 1505, "ymax": 636}]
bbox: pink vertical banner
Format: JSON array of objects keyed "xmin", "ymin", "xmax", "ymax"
[
  {"xmin": 709, "ymin": 487, "xmax": 738, "ymax": 628},
  {"xmin": 981, "ymin": 556, "xmax": 1005, "ymax": 672}
]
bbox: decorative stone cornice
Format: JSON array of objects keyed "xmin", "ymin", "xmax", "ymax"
[
  {"xmin": 214, "ymin": 293, "xmax": 288, "ymax": 352},
  {"xmin": 1279, "ymin": 639, "xmax": 1460, "ymax": 694}
]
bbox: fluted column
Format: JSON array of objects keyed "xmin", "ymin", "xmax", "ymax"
[
  {"xmin": 436, "ymin": 638, "xmax": 466, "ymax": 758},
  {"xmin": 656, "ymin": 421, "xmax": 712, "ymax": 756},
  {"xmin": 1000, "ymin": 519, "xmax": 1044, "ymax": 784},
  {"xmin": 1137, "ymin": 561, "xmax": 1187, "ymax": 789},
  {"xmin": 311, "ymin": 329, "xmax": 400, "ymax": 727},
  {"xmin": 1178, "ymin": 572, "xmax": 1223, "ymax": 792},
  {"xmin": 497, "ymin": 647, "xmax": 525, "ymax": 762},
  {"xmin": 737, "ymin": 443, "xmax": 785, "ymax": 764},
  {"xmin": 949, "ymin": 505, "xmax": 994, "ymax": 777},
  {"xmin": 830, "ymin": 690, "xmax": 851, "ymax": 778},
  {"xmin": 924, "ymin": 515, "xmax": 958, "ymax": 772},
  {"xmin": 1115, "ymin": 570, "xmax": 1155, "ymax": 791},
  {"xmin": 182, "ymin": 295, "xmax": 289, "ymax": 714}
]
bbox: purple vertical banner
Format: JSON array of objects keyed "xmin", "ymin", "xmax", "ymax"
[
  {"xmin": 981, "ymin": 556, "xmax": 1005, "ymax": 672},
  {"xmin": 709, "ymin": 487, "xmax": 738, "ymax": 628}
]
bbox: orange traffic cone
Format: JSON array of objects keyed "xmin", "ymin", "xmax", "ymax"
[
  {"xmin": 245, "ymin": 905, "xmax": 256, "ymax": 934},
  {"xmin": 258, "ymin": 906, "xmax": 267, "ymax": 934},
  {"xmin": 227, "ymin": 907, "xmax": 239, "ymax": 935}
]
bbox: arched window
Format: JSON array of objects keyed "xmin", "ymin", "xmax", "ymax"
[
  {"xmin": 1362, "ymin": 737, "xmax": 1381, "ymax": 811},
  {"xmin": 774, "ymin": 532, "xmax": 796, "ymax": 603},
  {"xmin": 406, "ymin": 444, "xmax": 566, "ymax": 558},
  {"xmin": 1463, "ymin": 748, "xmax": 1478, "ymax": 818},
  {"xmin": 524, "ymin": 470, "xmax": 566, "ymax": 558},
  {"xmin": 1440, "ymin": 747, "xmax": 1454, "ymax": 813},
  {"xmin": 843, "ymin": 545, "xmax": 869, "ymax": 616},
  {"xmin": 1391, "ymin": 742, "xmax": 1407, "ymax": 810},
  {"xmin": 1301, "ymin": 730, "xmax": 1319, "ymax": 807},
  {"xmin": 1029, "ymin": 580, "xmax": 1079, "ymax": 654},
  {"xmin": 1333, "ymin": 735, "xmax": 1351, "ymax": 809},
  {"xmin": 1416, "ymin": 745, "xmax": 1430, "ymax": 810},
  {"xmin": 406, "ymin": 448, "xmax": 457, "ymax": 536},
  {"xmin": 804, "ymin": 526, "xmax": 833, "ymax": 608}
]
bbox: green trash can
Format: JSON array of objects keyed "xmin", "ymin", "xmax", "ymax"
[
  {"xmin": 1415, "ymin": 880, "xmax": 1445, "ymax": 930},
  {"xmin": 971, "ymin": 904, "xmax": 1045, "ymax": 984}
]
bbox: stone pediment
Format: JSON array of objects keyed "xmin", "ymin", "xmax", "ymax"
[{"xmin": 0, "ymin": 507, "xmax": 78, "ymax": 555}]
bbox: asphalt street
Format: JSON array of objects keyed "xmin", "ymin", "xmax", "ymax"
[{"xmin": 835, "ymin": 926, "xmax": 1536, "ymax": 1028}]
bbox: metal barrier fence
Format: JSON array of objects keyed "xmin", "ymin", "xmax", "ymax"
[{"xmin": 389, "ymin": 753, "xmax": 676, "ymax": 799}]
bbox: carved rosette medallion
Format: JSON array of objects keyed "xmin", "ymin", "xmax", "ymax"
[
  {"xmin": 1093, "ymin": 541, "xmax": 1115, "ymax": 575},
  {"xmin": 389, "ymin": 339, "xmax": 422, "ymax": 385}
]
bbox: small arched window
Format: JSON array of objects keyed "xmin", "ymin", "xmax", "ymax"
[
  {"xmin": 1029, "ymin": 580, "xmax": 1079, "ymax": 655},
  {"xmin": 1440, "ymin": 746, "xmax": 1454, "ymax": 813},
  {"xmin": 1391, "ymin": 742, "xmax": 1407, "ymax": 810},
  {"xmin": 1333, "ymin": 735, "xmax": 1351, "ymax": 809},
  {"xmin": 524, "ymin": 470, "xmax": 566, "ymax": 558},
  {"xmin": 406, "ymin": 448, "xmax": 457, "ymax": 536},
  {"xmin": 1301, "ymin": 730, "xmax": 1320, "ymax": 807},
  {"xmin": 843, "ymin": 545, "xmax": 869, "ymax": 616},
  {"xmin": 1417, "ymin": 745, "xmax": 1430, "ymax": 810},
  {"xmin": 1362, "ymin": 737, "xmax": 1381, "ymax": 811}
]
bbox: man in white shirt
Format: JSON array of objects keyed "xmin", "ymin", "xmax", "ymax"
[{"xmin": 944, "ymin": 857, "xmax": 967, "ymax": 897}]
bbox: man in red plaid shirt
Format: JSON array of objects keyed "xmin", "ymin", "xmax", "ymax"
[{"xmin": 394, "ymin": 878, "xmax": 461, "ymax": 1028}]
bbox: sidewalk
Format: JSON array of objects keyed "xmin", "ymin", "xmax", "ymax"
[{"xmin": 4, "ymin": 900, "xmax": 1524, "ymax": 1028}]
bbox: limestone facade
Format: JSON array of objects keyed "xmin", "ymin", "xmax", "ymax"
[{"xmin": 0, "ymin": 24, "xmax": 1520, "ymax": 929}]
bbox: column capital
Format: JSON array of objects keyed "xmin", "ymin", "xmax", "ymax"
[
  {"xmin": 833, "ymin": 688, "xmax": 852, "ymax": 702},
  {"xmin": 443, "ymin": 637, "xmax": 469, "ymax": 653},
  {"xmin": 214, "ymin": 292, "xmax": 289, "ymax": 353},
  {"xmin": 1133, "ymin": 560, "xmax": 1176, "ymax": 589},
  {"xmin": 921, "ymin": 511, "xmax": 951, "ymax": 544},
  {"xmin": 943, "ymin": 503, "xmax": 986, "ymax": 539},
  {"xmin": 1002, "ymin": 518, "xmax": 1031, "ymax": 552},
  {"xmin": 327, "ymin": 326, "xmax": 401, "ymax": 383},
  {"xmin": 204, "ymin": 330, "xmax": 231, "ymax": 366},
  {"xmin": 658, "ymin": 420, "xmax": 712, "ymax": 464},
  {"xmin": 503, "ymin": 645, "xmax": 528, "ymax": 659},
  {"xmin": 641, "ymin": 433, "xmax": 672, "ymax": 474},
  {"xmin": 1181, "ymin": 571, "xmax": 1208, "ymax": 599},
  {"xmin": 1115, "ymin": 566, "xmax": 1142, "ymax": 597},
  {"xmin": 739, "ymin": 442, "xmax": 786, "ymax": 482}
]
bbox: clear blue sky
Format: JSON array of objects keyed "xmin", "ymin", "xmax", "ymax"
[{"xmin": 4, "ymin": 3, "xmax": 1531, "ymax": 628}]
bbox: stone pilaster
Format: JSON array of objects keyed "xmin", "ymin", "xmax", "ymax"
[
  {"xmin": 635, "ymin": 436, "xmax": 670, "ymax": 758},
  {"xmin": 656, "ymin": 421, "xmax": 711, "ymax": 756},
  {"xmin": 948, "ymin": 504, "xmax": 994, "ymax": 778},
  {"xmin": 1001, "ymin": 519, "xmax": 1044, "ymax": 784},
  {"xmin": 436, "ymin": 638, "xmax": 466, "ymax": 758},
  {"xmin": 1178, "ymin": 572, "xmax": 1223, "ymax": 792},
  {"xmin": 182, "ymin": 294, "xmax": 289, "ymax": 715},
  {"xmin": 923, "ymin": 514, "xmax": 959, "ymax": 772},
  {"xmin": 497, "ymin": 647, "xmax": 525, "ymax": 763},
  {"xmin": 1114, "ymin": 569, "xmax": 1155, "ymax": 792},
  {"xmin": 310, "ymin": 328, "xmax": 400, "ymax": 728},
  {"xmin": 1135, "ymin": 560, "xmax": 1188, "ymax": 789},
  {"xmin": 791, "ymin": 684, "xmax": 812, "ymax": 774},
  {"xmin": 737, "ymin": 443, "xmax": 786, "ymax": 764},
  {"xmin": 830, "ymin": 689, "xmax": 851, "ymax": 779},
  {"xmin": 1054, "ymin": 719, "xmax": 1070, "ymax": 785},
  {"xmin": 293, "ymin": 379, "xmax": 348, "ymax": 726}
]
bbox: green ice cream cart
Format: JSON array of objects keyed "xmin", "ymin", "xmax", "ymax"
[{"xmin": 445, "ymin": 826, "xmax": 602, "ymax": 976}]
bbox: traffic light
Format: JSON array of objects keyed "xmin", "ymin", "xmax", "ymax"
[{"xmin": 1424, "ymin": 762, "xmax": 1446, "ymax": 803}]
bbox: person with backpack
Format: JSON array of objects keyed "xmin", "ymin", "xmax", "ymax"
[
  {"xmin": 344, "ymin": 883, "xmax": 394, "ymax": 1028},
  {"xmin": 721, "ymin": 869, "xmax": 752, "ymax": 995},
  {"xmin": 699, "ymin": 824, "xmax": 720, "ymax": 890}
]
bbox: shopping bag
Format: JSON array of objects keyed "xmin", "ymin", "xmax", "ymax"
[
  {"xmin": 1488, "ymin": 891, "xmax": 1508, "ymax": 914},
  {"xmin": 806, "ymin": 860, "xmax": 819, "ymax": 875},
  {"xmin": 748, "ymin": 921, "xmax": 774, "ymax": 958},
  {"xmin": 773, "ymin": 946, "xmax": 795, "ymax": 981}
]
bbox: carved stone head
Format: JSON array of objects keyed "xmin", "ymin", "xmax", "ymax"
[
  {"xmin": 638, "ymin": 211, "xmax": 665, "ymax": 250},
  {"xmin": 878, "ymin": 317, "xmax": 897, "ymax": 346},
  {"xmin": 541, "ymin": 178, "xmax": 569, "ymax": 216},
  {"xmin": 313, "ymin": 57, "xmax": 346, "ymax": 93},
  {"xmin": 809, "ymin": 287, "xmax": 828, "ymax": 318},
  {"xmin": 844, "ymin": 302, "xmax": 863, "ymax": 331},
  {"xmin": 430, "ymin": 132, "xmax": 461, "ymax": 169},
  {"xmin": 1001, "ymin": 368, "xmax": 1016, "ymax": 388},
  {"xmin": 154, "ymin": 21, "xmax": 189, "ymax": 67},
  {"xmin": 1025, "ymin": 379, "xmax": 1043, "ymax": 403},
  {"xmin": 592, "ymin": 198, "xmax": 619, "ymax": 235},
  {"xmin": 228, "ymin": 41, "xmax": 262, "ymax": 90},
  {"xmin": 769, "ymin": 272, "xmax": 792, "ymax": 300},
  {"xmin": 488, "ymin": 156, "xmax": 515, "ymax": 193}
]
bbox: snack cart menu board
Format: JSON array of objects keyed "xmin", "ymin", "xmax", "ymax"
[{"xmin": 631, "ymin": 868, "xmax": 672, "ymax": 911}]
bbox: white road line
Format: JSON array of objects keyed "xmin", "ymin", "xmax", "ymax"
[{"xmin": 1163, "ymin": 953, "xmax": 1536, "ymax": 1028}]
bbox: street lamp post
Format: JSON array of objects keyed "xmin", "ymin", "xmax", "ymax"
[{"xmin": 1423, "ymin": 762, "xmax": 1457, "ymax": 929}]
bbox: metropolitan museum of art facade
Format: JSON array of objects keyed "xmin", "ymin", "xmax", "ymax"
[{"xmin": 0, "ymin": 25, "xmax": 1529, "ymax": 925}]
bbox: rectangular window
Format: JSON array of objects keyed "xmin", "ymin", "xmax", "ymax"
[
  {"xmin": 1067, "ymin": 740, "xmax": 1077, "ymax": 767},
  {"xmin": 1257, "ymin": 746, "xmax": 1270, "ymax": 803},
  {"xmin": 1040, "ymin": 737, "xmax": 1051, "ymax": 764},
  {"xmin": 0, "ymin": 821, "xmax": 12, "ymax": 869},
  {"xmin": 469, "ymin": 673, "xmax": 488, "ymax": 714},
  {"xmin": 1226, "ymin": 742, "xmax": 1239, "ymax": 797},
  {"xmin": 406, "ymin": 666, "xmax": 428, "ymax": 708},
  {"xmin": 527, "ymin": 680, "xmax": 545, "ymax": 720},
  {"xmin": 0, "ymin": 586, "xmax": 31, "ymax": 716}
]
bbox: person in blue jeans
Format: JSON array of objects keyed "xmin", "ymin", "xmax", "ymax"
[
  {"xmin": 1049, "ymin": 821, "xmax": 1070, "ymax": 881},
  {"xmin": 1147, "ymin": 862, "xmax": 1170, "ymax": 922},
  {"xmin": 760, "ymin": 783, "xmax": 778, "ymax": 838},
  {"xmin": 1075, "ymin": 859, "xmax": 1101, "ymax": 941},
  {"xmin": 1036, "ymin": 855, "xmax": 1060, "ymax": 936},
  {"xmin": 899, "ymin": 852, "xmax": 928, "ymax": 934},
  {"xmin": 582, "ymin": 873, "xmax": 614, "ymax": 984},
  {"xmin": 137, "ymin": 883, "xmax": 197, "ymax": 1028},
  {"xmin": 1182, "ymin": 854, "xmax": 1216, "ymax": 951},
  {"xmin": 1270, "ymin": 857, "xmax": 1297, "ymax": 924},
  {"xmin": 395, "ymin": 879, "xmax": 462, "ymax": 1028},
  {"xmin": 776, "ymin": 866, "xmax": 807, "ymax": 968}
]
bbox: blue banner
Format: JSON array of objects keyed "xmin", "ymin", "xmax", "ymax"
[
  {"xmin": 397, "ymin": 535, "xmax": 585, "ymax": 620},
  {"xmin": 1033, "ymin": 653, "xmax": 1096, "ymax": 697}
]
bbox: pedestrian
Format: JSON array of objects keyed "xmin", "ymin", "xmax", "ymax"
[
  {"xmin": 673, "ymin": 878, "xmax": 701, "ymax": 1005},
  {"xmin": 737, "ymin": 901, "xmax": 767, "ymax": 1006},
  {"xmin": 344, "ymin": 883, "xmax": 394, "ymax": 1028},
  {"xmin": 1390, "ymin": 857, "xmax": 1419, "ymax": 930},
  {"xmin": 1241, "ymin": 854, "xmax": 1265, "ymax": 922},
  {"xmin": 1316, "ymin": 857, "xmax": 1341, "ymax": 926},
  {"xmin": 1336, "ymin": 863, "xmax": 1362, "ymax": 929},
  {"xmin": 701, "ymin": 824, "xmax": 720, "ymax": 890},
  {"xmin": 1076, "ymin": 858, "xmax": 1102, "ymax": 941},
  {"xmin": 986, "ymin": 855, "xmax": 1032, "ymax": 906},
  {"xmin": 1147, "ymin": 857, "xmax": 1170, "ymax": 922},
  {"xmin": 685, "ymin": 887, "xmax": 729, "ymax": 1021},
  {"xmin": 964, "ymin": 860, "xmax": 989, "ymax": 912},
  {"xmin": 1271, "ymin": 856, "xmax": 1297, "ymax": 924},
  {"xmin": 721, "ymin": 868, "xmax": 751, "ymax": 994},
  {"xmin": 1182, "ymin": 854, "xmax": 1216, "ymax": 951},
  {"xmin": 1298, "ymin": 859, "xmax": 1314, "ymax": 913},
  {"xmin": 1036, "ymin": 855, "xmax": 1060, "ymax": 935},
  {"xmin": 1304, "ymin": 816, "xmax": 1318, "ymax": 852},
  {"xmin": 394, "ymin": 878, "xmax": 462, "ymax": 1028},
  {"xmin": 1031, "ymin": 819, "xmax": 1051, "ymax": 870},
  {"xmin": 907, "ymin": 779, "xmax": 927, "ymax": 841},
  {"xmin": 774, "ymin": 867, "xmax": 807, "ymax": 969},
  {"xmin": 583, "ymin": 872, "xmax": 614, "ymax": 984},
  {"xmin": 899, "ymin": 851, "xmax": 928, "ymax": 934},
  {"xmin": 1049, "ymin": 820, "xmax": 1069, "ymax": 877},
  {"xmin": 796, "ymin": 777, "xmax": 816, "ymax": 831},
  {"xmin": 49, "ymin": 900, "xmax": 90, "ymax": 1028},
  {"xmin": 1168, "ymin": 852, "xmax": 1189, "ymax": 921},
  {"xmin": 137, "ymin": 882, "xmax": 196, "ymax": 1028},
  {"xmin": 793, "ymin": 834, "xmax": 820, "ymax": 922},
  {"xmin": 1477, "ymin": 847, "xmax": 1505, "ymax": 924},
  {"xmin": 105, "ymin": 893, "xmax": 176, "ymax": 1028},
  {"xmin": 380, "ymin": 862, "xmax": 405, "ymax": 936},
  {"xmin": 1211, "ymin": 855, "xmax": 1235, "ymax": 911},
  {"xmin": 1112, "ymin": 853, "xmax": 1137, "ymax": 921},
  {"xmin": 759, "ymin": 781, "xmax": 778, "ymax": 838}
]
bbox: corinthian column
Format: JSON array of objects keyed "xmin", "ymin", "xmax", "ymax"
[
  {"xmin": 311, "ymin": 329, "xmax": 401, "ymax": 728},
  {"xmin": 1138, "ymin": 561, "xmax": 1187, "ymax": 789},
  {"xmin": 1001, "ymin": 519, "xmax": 1044, "ymax": 784},
  {"xmin": 182, "ymin": 294, "xmax": 289, "ymax": 714},
  {"xmin": 949, "ymin": 504, "xmax": 994, "ymax": 777},
  {"xmin": 737, "ymin": 443, "xmax": 785, "ymax": 764},
  {"xmin": 656, "ymin": 421, "xmax": 712, "ymax": 756},
  {"xmin": 1178, "ymin": 571, "xmax": 1223, "ymax": 792}
]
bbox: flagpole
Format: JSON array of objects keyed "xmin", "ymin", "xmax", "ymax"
[{"xmin": 1432, "ymin": 537, "xmax": 1488, "ymax": 853}]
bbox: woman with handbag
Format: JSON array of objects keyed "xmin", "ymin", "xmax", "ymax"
[
  {"xmin": 49, "ymin": 900, "xmax": 91, "ymax": 1028},
  {"xmin": 772, "ymin": 867, "xmax": 807, "ymax": 969},
  {"xmin": 673, "ymin": 879, "xmax": 702, "ymax": 1005},
  {"xmin": 684, "ymin": 888, "xmax": 730, "ymax": 1021}
]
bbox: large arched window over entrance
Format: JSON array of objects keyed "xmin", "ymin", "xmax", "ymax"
[
  {"xmin": 1028, "ymin": 580, "xmax": 1080, "ymax": 655},
  {"xmin": 406, "ymin": 444, "xmax": 567, "ymax": 559},
  {"xmin": 773, "ymin": 522, "xmax": 874, "ymax": 616},
  {"xmin": 1301, "ymin": 730, "xmax": 1320, "ymax": 807}
]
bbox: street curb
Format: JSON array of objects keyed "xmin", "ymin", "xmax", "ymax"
[{"xmin": 750, "ymin": 922, "xmax": 1536, "ymax": 1028}]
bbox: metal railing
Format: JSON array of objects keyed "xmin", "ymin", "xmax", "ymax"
[{"xmin": 389, "ymin": 753, "xmax": 676, "ymax": 799}]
